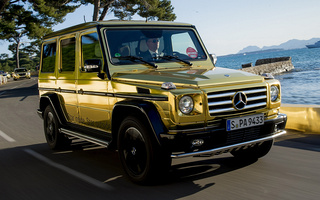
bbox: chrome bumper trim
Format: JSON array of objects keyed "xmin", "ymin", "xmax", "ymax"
[
  {"xmin": 60, "ymin": 128, "xmax": 110, "ymax": 147},
  {"xmin": 171, "ymin": 130, "xmax": 286, "ymax": 158}
]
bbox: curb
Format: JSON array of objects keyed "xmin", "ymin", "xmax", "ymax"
[{"xmin": 280, "ymin": 104, "xmax": 320, "ymax": 134}]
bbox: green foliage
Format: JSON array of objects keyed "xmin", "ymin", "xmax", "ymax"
[
  {"xmin": 113, "ymin": 0, "xmax": 176, "ymax": 21},
  {"xmin": 0, "ymin": 51, "xmax": 39, "ymax": 72},
  {"xmin": 0, "ymin": 0, "xmax": 80, "ymax": 68},
  {"xmin": 79, "ymin": 0, "xmax": 176, "ymax": 21}
]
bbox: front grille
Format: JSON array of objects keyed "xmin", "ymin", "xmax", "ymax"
[{"xmin": 207, "ymin": 86, "xmax": 267, "ymax": 116}]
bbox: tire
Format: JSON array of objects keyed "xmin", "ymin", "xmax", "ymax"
[
  {"xmin": 117, "ymin": 116, "xmax": 171, "ymax": 184},
  {"xmin": 231, "ymin": 140, "xmax": 274, "ymax": 160},
  {"xmin": 43, "ymin": 105, "xmax": 70, "ymax": 150}
]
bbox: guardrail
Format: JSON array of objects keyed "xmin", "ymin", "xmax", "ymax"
[{"xmin": 280, "ymin": 104, "xmax": 320, "ymax": 134}]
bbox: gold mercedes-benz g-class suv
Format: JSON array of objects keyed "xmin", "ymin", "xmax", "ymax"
[{"xmin": 37, "ymin": 20, "xmax": 287, "ymax": 184}]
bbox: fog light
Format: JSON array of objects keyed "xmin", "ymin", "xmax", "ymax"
[{"xmin": 192, "ymin": 139, "xmax": 204, "ymax": 147}]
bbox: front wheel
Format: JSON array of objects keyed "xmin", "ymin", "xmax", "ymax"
[
  {"xmin": 117, "ymin": 116, "xmax": 171, "ymax": 184},
  {"xmin": 231, "ymin": 140, "xmax": 274, "ymax": 160},
  {"xmin": 43, "ymin": 105, "xmax": 70, "ymax": 150}
]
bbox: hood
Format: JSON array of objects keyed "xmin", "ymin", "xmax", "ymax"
[{"xmin": 111, "ymin": 67, "xmax": 264, "ymax": 88}]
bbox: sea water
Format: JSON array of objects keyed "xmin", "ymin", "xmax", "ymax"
[{"xmin": 216, "ymin": 48, "xmax": 320, "ymax": 105}]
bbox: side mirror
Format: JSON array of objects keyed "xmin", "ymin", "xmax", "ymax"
[
  {"xmin": 209, "ymin": 54, "xmax": 217, "ymax": 65},
  {"xmin": 83, "ymin": 59, "xmax": 101, "ymax": 72}
]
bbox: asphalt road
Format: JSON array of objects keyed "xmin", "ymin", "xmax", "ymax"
[{"xmin": 0, "ymin": 77, "xmax": 319, "ymax": 200}]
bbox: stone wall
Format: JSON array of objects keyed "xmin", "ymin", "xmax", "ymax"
[
  {"xmin": 255, "ymin": 57, "xmax": 291, "ymax": 66},
  {"xmin": 239, "ymin": 57, "xmax": 294, "ymax": 75}
]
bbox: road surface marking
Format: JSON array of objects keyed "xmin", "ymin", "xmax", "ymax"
[
  {"xmin": 24, "ymin": 149, "xmax": 113, "ymax": 190},
  {"xmin": 11, "ymin": 82, "xmax": 27, "ymax": 89},
  {"xmin": 0, "ymin": 130, "xmax": 16, "ymax": 142}
]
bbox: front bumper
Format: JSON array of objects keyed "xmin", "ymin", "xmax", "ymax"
[
  {"xmin": 160, "ymin": 113, "xmax": 287, "ymax": 158},
  {"xmin": 171, "ymin": 130, "xmax": 286, "ymax": 158}
]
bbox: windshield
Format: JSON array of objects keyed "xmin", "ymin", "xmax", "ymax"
[
  {"xmin": 15, "ymin": 69, "xmax": 27, "ymax": 73},
  {"xmin": 105, "ymin": 28, "xmax": 207, "ymax": 65}
]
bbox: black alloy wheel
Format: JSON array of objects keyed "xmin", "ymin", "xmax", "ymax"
[
  {"xmin": 118, "ymin": 116, "xmax": 171, "ymax": 184},
  {"xmin": 43, "ymin": 105, "xmax": 70, "ymax": 149}
]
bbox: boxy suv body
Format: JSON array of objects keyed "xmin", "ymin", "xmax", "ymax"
[{"xmin": 37, "ymin": 20, "xmax": 287, "ymax": 184}]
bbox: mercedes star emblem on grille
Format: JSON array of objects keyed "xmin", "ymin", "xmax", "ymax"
[{"xmin": 233, "ymin": 92, "xmax": 247, "ymax": 110}]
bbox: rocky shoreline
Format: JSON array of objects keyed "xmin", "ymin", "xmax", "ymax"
[{"xmin": 239, "ymin": 57, "xmax": 294, "ymax": 75}]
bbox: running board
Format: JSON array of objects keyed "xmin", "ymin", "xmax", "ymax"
[
  {"xmin": 60, "ymin": 128, "xmax": 110, "ymax": 147},
  {"xmin": 171, "ymin": 130, "xmax": 286, "ymax": 158}
]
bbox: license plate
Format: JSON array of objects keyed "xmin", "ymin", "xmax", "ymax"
[{"xmin": 226, "ymin": 114, "xmax": 264, "ymax": 131}]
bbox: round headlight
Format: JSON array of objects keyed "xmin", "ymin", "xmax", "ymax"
[
  {"xmin": 270, "ymin": 85, "xmax": 279, "ymax": 102},
  {"xmin": 179, "ymin": 96, "xmax": 194, "ymax": 114}
]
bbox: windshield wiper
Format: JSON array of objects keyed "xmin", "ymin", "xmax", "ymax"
[
  {"xmin": 115, "ymin": 56, "xmax": 158, "ymax": 68},
  {"xmin": 160, "ymin": 55, "xmax": 193, "ymax": 66}
]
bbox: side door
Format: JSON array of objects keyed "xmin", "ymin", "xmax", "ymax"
[
  {"xmin": 56, "ymin": 35, "xmax": 78, "ymax": 123},
  {"xmin": 77, "ymin": 30, "xmax": 111, "ymax": 132}
]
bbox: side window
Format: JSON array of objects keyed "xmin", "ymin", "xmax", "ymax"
[
  {"xmin": 60, "ymin": 37, "xmax": 76, "ymax": 71},
  {"xmin": 81, "ymin": 32, "xmax": 102, "ymax": 72},
  {"xmin": 41, "ymin": 42, "xmax": 56, "ymax": 72}
]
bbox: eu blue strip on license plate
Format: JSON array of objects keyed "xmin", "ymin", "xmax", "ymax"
[{"xmin": 226, "ymin": 114, "xmax": 264, "ymax": 131}]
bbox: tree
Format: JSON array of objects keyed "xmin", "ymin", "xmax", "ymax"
[
  {"xmin": 0, "ymin": 0, "xmax": 9, "ymax": 13},
  {"xmin": 0, "ymin": 0, "xmax": 80, "ymax": 68},
  {"xmin": 134, "ymin": 0, "xmax": 176, "ymax": 21},
  {"xmin": 79, "ymin": 0, "xmax": 114, "ymax": 21},
  {"xmin": 81, "ymin": 0, "xmax": 176, "ymax": 22}
]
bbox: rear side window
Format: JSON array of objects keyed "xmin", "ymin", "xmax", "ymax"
[
  {"xmin": 60, "ymin": 37, "xmax": 76, "ymax": 71},
  {"xmin": 41, "ymin": 42, "xmax": 56, "ymax": 72}
]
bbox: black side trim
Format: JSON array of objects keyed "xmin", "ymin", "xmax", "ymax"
[
  {"xmin": 79, "ymin": 90, "xmax": 114, "ymax": 97},
  {"xmin": 38, "ymin": 87, "xmax": 56, "ymax": 92},
  {"xmin": 115, "ymin": 94, "xmax": 168, "ymax": 101},
  {"xmin": 60, "ymin": 89, "xmax": 76, "ymax": 93},
  {"xmin": 39, "ymin": 87, "xmax": 76, "ymax": 94},
  {"xmin": 40, "ymin": 87, "xmax": 168, "ymax": 101}
]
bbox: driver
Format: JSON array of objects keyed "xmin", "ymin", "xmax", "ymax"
[{"xmin": 140, "ymin": 38, "xmax": 163, "ymax": 60}]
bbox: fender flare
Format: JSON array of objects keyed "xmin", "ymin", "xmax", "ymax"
[
  {"xmin": 112, "ymin": 101, "xmax": 167, "ymax": 145},
  {"xmin": 39, "ymin": 93, "xmax": 67, "ymax": 125}
]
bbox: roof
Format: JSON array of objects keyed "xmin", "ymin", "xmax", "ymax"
[{"xmin": 44, "ymin": 20, "xmax": 193, "ymax": 39}]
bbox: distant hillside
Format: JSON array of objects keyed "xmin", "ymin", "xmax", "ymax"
[{"xmin": 238, "ymin": 38, "xmax": 320, "ymax": 54}]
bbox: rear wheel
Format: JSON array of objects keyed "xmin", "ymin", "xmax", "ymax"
[
  {"xmin": 231, "ymin": 140, "xmax": 274, "ymax": 160},
  {"xmin": 117, "ymin": 116, "xmax": 171, "ymax": 184},
  {"xmin": 43, "ymin": 105, "xmax": 70, "ymax": 149}
]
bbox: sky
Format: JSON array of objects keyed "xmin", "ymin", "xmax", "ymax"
[{"xmin": 1, "ymin": 0, "xmax": 320, "ymax": 56}]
